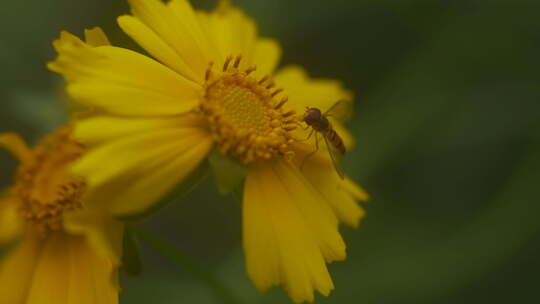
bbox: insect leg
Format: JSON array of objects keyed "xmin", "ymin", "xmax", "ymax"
[
  {"xmin": 290, "ymin": 119, "xmax": 309, "ymax": 130},
  {"xmin": 298, "ymin": 128, "xmax": 315, "ymax": 142},
  {"xmin": 300, "ymin": 133, "xmax": 319, "ymax": 172}
]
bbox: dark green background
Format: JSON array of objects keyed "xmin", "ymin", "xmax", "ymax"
[{"xmin": 1, "ymin": 0, "xmax": 539, "ymax": 303}]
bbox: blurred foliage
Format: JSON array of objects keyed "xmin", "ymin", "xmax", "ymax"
[{"xmin": 1, "ymin": 0, "xmax": 539, "ymax": 303}]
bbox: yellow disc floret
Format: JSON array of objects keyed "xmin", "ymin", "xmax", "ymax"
[
  {"xmin": 201, "ymin": 56, "xmax": 298, "ymax": 163},
  {"xmin": 14, "ymin": 128, "xmax": 85, "ymax": 235}
]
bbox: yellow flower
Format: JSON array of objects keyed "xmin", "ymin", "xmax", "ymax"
[
  {"xmin": 48, "ymin": 0, "xmax": 368, "ymax": 302},
  {"xmin": 0, "ymin": 128, "xmax": 123, "ymax": 304}
]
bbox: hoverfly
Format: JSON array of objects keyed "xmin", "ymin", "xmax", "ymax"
[{"xmin": 301, "ymin": 99, "xmax": 352, "ymax": 179}]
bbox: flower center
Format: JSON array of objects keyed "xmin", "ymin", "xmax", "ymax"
[
  {"xmin": 14, "ymin": 129, "xmax": 85, "ymax": 235},
  {"xmin": 201, "ymin": 56, "xmax": 298, "ymax": 163}
]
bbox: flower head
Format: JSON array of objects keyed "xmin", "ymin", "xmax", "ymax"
[
  {"xmin": 0, "ymin": 128, "xmax": 122, "ymax": 304},
  {"xmin": 202, "ymin": 56, "xmax": 297, "ymax": 162},
  {"xmin": 48, "ymin": 0, "xmax": 368, "ymax": 302}
]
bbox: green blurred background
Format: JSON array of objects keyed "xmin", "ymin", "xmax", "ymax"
[{"xmin": 1, "ymin": 0, "xmax": 539, "ymax": 303}]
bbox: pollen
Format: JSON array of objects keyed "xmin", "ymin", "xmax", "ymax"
[
  {"xmin": 201, "ymin": 55, "xmax": 298, "ymax": 163},
  {"xmin": 14, "ymin": 128, "xmax": 86, "ymax": 235}
]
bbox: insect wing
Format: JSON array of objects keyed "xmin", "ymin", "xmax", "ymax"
[
  {"xmin": 323, "ymin": 135, "xmax": 345, "ymax": 179},
  {"xmin": 324, "ymin": 99, "xmax": 353, "ymax": 122}
]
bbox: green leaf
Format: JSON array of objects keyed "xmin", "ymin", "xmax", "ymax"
[
  {"xmin": 208, "ymin": 150, "xmax": 247, "ymax": 194},
  {"xmin": 121, "ymin": 227, "xmax": 143, "ymax": 276},
  {"xmin": 118, "ymin": 161, "xmax": 210, "ymax": 222}
]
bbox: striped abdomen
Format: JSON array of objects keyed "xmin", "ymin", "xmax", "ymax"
[{"xmin": 324, "ymin": 127, "xmax": 346, "ymax": 154}]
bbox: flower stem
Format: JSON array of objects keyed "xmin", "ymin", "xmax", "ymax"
[{"xmin": 135, "ymin": 226, "xmax": 242, "ymax": 304}]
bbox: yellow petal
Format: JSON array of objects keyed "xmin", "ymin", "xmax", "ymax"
[
  {"xmin": 66, "ymin": 81, "xmax": 197, "ymax": 117},
  {"xmin": 66, "ymin": 234, "xmax": 119, "ymax": 304},
  {"xmin": 84, "ymin": 27, "xmax": 110, "ymax": 46},
  {"xmin": 197, "ymin": 4, "xmax": 257, "ymax": 64},
  {"xmin": 243, "ymin": 165, "xmax": 280, "ymax": 292},
  {"xmin": 107, "ymin": 133, "xmax": 213, "ymax": 216},
  {"xmin": 251, "ymin": 38, "xmax": 282, "ymax": 76},
  {"xmin": 125, "ymin": 0, "xmax": 213, "ymax": 83},
  {"xmin": 117, "ymin": 15, "xmax": 200, "ymax": 83},
  {"xmin": 167, "ymin": 0, "xmax": 220, "ymax": 69},
  {"xmin": 24, "ymin": 233, "xmax": 118, "ymax": 304},
  {"xmin": 0, "ymin": 233, "xmax": 43, "ymax": 304},
  {"xmin": 342, "ymin": 178, "xmax": 369, "ymax": 201},
  {"xmin": 0, "ymin": 195, "xmax": 25, "ymax": 244},
  {"xmin": 274, "ymin": 65, "xmax": 353, "ymax": 115},
  {"xmin": 298, "ymin": 157, "xmax": 368, "ymax": 228},
  {"xmin": 48, "ymin": 31, "xmax": 201, "ymax": 116},
  {"xmin": 73, "ymin": 126, "xmax": 208, "ymax": 188},
  {"xmin": 74, "ymin": 114, "xmax": 205, "ymax": 146},
  {"xmin": 74, "ymin": 122, "xmax": 213, "ymax": 216},
  {"xmin": 244, "ymin": 160, "xmax": 345, "ymax": 303},
  {"xmin": 0, "ymin": 132, "xmax": 31, "ymax": 163},
  {"xmin": 63, "ymin": 207, "xmax": 124, "ymax": 265},
  {"xmin": 25, "ymin": 234, "xmax": 70, "ymax": 304}
]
